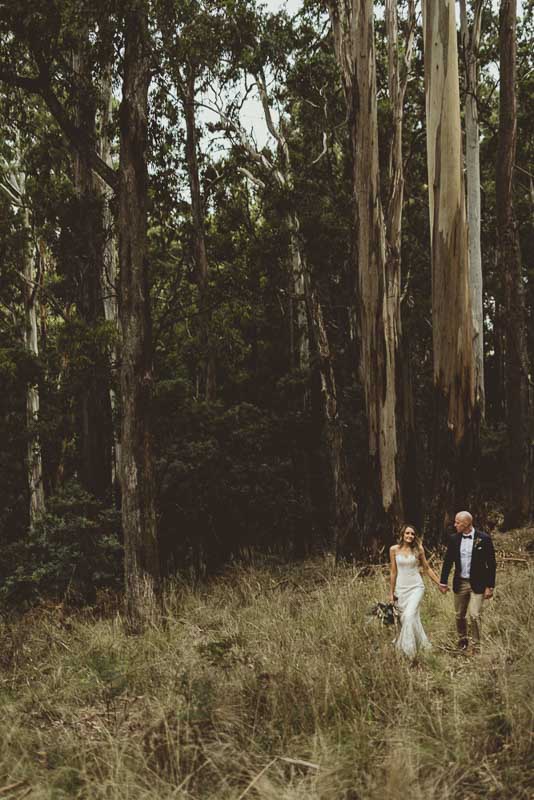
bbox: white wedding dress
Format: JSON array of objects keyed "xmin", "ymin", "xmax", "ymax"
[{"xmin": 394, "ymin": 551, "xmax": 431, "ymax": 658}]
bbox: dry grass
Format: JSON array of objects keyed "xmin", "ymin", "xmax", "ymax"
[{"xmin": 0, "ymin": 528, "xmax": 533, "ymax": 799}]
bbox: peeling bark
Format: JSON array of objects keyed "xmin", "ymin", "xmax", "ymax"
[
  {"xmin": 496, "ymin": 0, "xmax": 532, "ymax": 527},
  {"xmin": 460, "ymin": 0, "xmax": 485, "ymax": 417},
  {"xmin": 422, "ymin": 0, "xmax": 478, "ymax": 534},
  {"xmin": 329, "ymin": 0, "xmax": 406, "ymax": 541},
  {"xmin": 385, "ymin": 0, "xmax": 419, "ymax": 525},
  {"xmin": 118, "ymin": 3, "xmax": 160, "ymax": 622}
]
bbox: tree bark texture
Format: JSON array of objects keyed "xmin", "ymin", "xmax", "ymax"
[
  {"xmin": 287, "ymin": 212, "xmax": 310, "ymax": 375},
  {"xmin": 304, "ymin": 262, "xmax": 355, "ymax": 551},
  {"xmin": 460, "ymin": 0, "xmax": 485, "ymax": 418},
  {"xmin": 22, "ymin": 206, "xmax": 45, "ymax": 524},
  {"xmin": 72, "ymin": 40, "xmax": 113, "ymax": 502},
  {"xmin": 183, "ymin": 70, "xmax": 216, "ymax": 402},
  {"xmin": 330, "ymin": 0, "xmax": 406, "ymax": 538},
  {"xmin": 98, "ymin": 64, "xmax": 121, "ymax": 496},
  {"xmin": 385, "ymin": 0, "xmax": 419, "ymax": 526},
  {"xmin": 118, "ymin": 3, "xmax": 160, "ymax": 621},
  {"xmin": 496, "ymin": 0, "xmax": 532, "ymax": 527},
  {"xmin": 423, "ymin": 0, "xmax": 479, "ymax": 535}
]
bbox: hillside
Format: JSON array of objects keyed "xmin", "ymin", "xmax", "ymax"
[{"xmin": 1, "ymin": 528, "xmax": 533, "ymax": 800}]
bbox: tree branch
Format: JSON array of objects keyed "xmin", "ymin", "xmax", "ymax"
[{"xmin": 0, "ymin": 64, "xmax": 118, "ymax": 191}]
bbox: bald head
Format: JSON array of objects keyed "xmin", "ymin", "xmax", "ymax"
[{"xmin": 454, "ymin": 511, "xmax": 473, "ymax": 534}]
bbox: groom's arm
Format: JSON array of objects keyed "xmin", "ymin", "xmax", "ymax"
[{"xmin": 439, "ymin": 536, "xmax": 455, "ymax": 586}]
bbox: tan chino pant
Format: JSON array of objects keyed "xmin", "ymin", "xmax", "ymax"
[{"xmin": 454, "ymin": 578, "xmax": 484, "ymax": 643}]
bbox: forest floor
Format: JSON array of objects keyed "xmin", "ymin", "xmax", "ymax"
[{"xmin": 0, "ymin": 528, "xmax": 533, "ymax": 800}]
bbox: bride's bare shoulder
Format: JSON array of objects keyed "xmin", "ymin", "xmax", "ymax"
[{"xmin": 390, "ymin": 544, "xmax": 400, "ymax": 553}]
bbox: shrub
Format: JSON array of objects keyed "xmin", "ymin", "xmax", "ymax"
[{"xmin": 0, "ymin": 481, "xmax": 122, "ymax": 608}]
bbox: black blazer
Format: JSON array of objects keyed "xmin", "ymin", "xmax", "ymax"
[{"xmin": 440, "ymin": 530, "xmax": 496, "ymax": 594}]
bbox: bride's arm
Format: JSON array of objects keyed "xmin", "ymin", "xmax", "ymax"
[
  {"xmin": 389, "ymin": 546, "xmax": 398, "ymax": 602},
  {"xmin": 419, "ymin": 547, "xmax": 441, "ymax": 586}
]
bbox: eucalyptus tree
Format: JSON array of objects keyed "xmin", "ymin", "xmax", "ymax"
[
  {"xmin": 224, "ymin": 9, "xmax": 355, "ymax": 551},
  {"xmin": 97, "ymin": 65, "xmax": 121, "ymax": 493},
  {"xmin": 0, "ymin": 0, "xmax": 160, "ymax": 620},
  {"xmin": 70, "ymin": 26, "xmax": 113, "ymax": 502},
  {"xmin": 383, "ymin": 0, "xmax": 419, "ymax": 526},
  {"xmin": 460, "ymin": 0, "xmax": 485, "ymax": 419},
  {"xmin": 118, "ymin": 2, "xmax": 160, "ymax": 618},
  {"xmin": 0, "ymin": 138, "xmax": 45, "ymax": 525},
  {"xmin": 422, "ymin": 0, "xmax": 479, "ymax": 533},
  {"xmin": 328, "ymin": 0, "xmax": 416, "ymax": 542},
  {"xmin": 154, "ymin": 0, "xmax": 259, "ymax": 403},
  {"xmin": 496, "ymin": 0, "xmax": 532, "ymax": 527}
]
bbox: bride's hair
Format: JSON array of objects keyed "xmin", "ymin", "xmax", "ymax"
[{"xmin": 398, "ymin": 523, "xmax": 421, "ymax": 551}]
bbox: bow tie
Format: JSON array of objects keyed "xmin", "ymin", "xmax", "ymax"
[{"xmin": 462, "ymin": 534, "xmax": 473, "ymax": 539}]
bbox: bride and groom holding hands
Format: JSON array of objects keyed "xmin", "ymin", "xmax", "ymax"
[{"xmin": 389, "ymin": 511, "xmax": 497, "ymax": 658}]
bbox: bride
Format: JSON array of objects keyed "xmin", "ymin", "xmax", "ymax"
[{"xmin": 389, "ymin": 524, "xmax": 441, "ymax": 658}]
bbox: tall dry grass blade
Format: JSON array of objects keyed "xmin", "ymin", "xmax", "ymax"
[{"xmin": 236, "ymin": 759, "xmax": 277, "ymax": 799}]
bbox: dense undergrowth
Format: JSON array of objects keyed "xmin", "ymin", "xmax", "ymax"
[{"xmin": 0, "ymin": 528, "xmax": 532, "ymax": 800}]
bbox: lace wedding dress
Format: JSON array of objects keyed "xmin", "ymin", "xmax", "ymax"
[{"xmin": 394, "ymin": 551, "xmax": 431, "ymax": 658}]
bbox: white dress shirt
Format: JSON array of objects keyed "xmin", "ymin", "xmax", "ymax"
[{"xmin": 459, "ymin": 528, "xmax": 475, "ymax": 579}]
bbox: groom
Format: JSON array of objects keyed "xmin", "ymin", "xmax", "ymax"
[{"xmin": 439, "ymin": 511, "xmax": 496, "ymax": 650}]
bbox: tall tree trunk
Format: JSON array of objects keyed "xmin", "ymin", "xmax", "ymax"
[
  {"xmin": 252, "ymin": 75, "xmax": 350, "ymax": 547},
  {"xmin": 0, "ymin": 148, "xmax": 46, "ymax": 522},
  {"xmin": 422, "ymin": 0, "xmax": 479, "ymax": 536},
  {"xmin": 496, "ymin": 0, "xmax": 532, "ymax": 527},
  {"xmin": 22, "ymin": 206, "xmax": 45, "ymax": 524},
  {"xmin": 183, "ymin": 69, "xmax": 216, "ymax": 403},
  {"xmin": 287, "ymin": 213, "xmax": 310, "ymax": 376},
  {"xmin": 303, "ymin": 255, "xmax": 354, "ymax": 551},
  {"xmin": 118, "ymin": 3, "xmax": 160, "ymax": 621},
  {"xmin": 253, "ymin": 73, "xmax": 311, "ymax": 379},
  {"xmin": 224, "ymin": 77, "xmax": 354, "ymax": 551},
  {"xmin": 330, "ymin": 0, "xmax": 406, "ymax": 544},
  {"xmin": 72, "ymin": 39, "xmax": 112, "ymax": 502},
  {"xmin": 98, "ymin": 64, "xmax": 121, "ymax": 497},
  {"xmin": 385, "ymin": 0, "xmax": 419, "ymax": 525},
  {"xmin": 460, "ymin": 0, "xmax": 485, "ymax": 418}
]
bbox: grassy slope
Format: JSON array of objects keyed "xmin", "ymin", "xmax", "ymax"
[{"xmin": 0, "ymin": 528, "xmax": 533, "ymax": 800}]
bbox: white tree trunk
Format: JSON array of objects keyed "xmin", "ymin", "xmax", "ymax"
[
  {"xmin": 460, "ymin": 0, "xmax": 485, "ymax": 417},
  {"xmin": 423, "ymin": 0, "xmax": 476, "ymax": 439},
  {"xmin": 22, "ymin": 206, "xmax": 45, "ymax": 524},
  {"xmin": 330, "ymin": 0, "xmax": 403, "ymax": 522}
]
